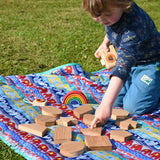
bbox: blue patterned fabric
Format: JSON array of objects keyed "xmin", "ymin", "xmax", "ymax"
[{"xmin": 0, "ymin": 63, "xmax": 160, "ymax": 160}]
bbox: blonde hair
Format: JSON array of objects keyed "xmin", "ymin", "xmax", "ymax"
[{"xmin": 83, "ymin": 0, "xmax": 133, "ymax": 17}]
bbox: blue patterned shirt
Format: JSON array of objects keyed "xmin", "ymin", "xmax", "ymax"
[{"xmin": 105, "ymin": 2, "xmax": 160, "ymax": 83}]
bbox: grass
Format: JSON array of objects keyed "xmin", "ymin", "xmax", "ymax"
[{"xmin": 0, "ymin": 0, "xmax": 160, "ymax": 159}]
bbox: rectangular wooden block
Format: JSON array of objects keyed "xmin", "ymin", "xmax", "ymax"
[
  {"xmin": 54, "ymin": 126, "xmax": 72, "ymax": 144},
  {"xmin": 18, "ymin": 123, "xmax": 48, "ymax": 137},
  {"xmin": 73, "ymin": 104, "xmax": 93, "ymax": 118},
  {"xmin": 110, "ymin": 130, "xmax": 133, "ymax": 142},
  {"xmin": 85, "ymin": 136, "xmax": 112, "ymax": 151}
]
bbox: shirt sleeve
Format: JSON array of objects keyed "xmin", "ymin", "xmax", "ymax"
[{"xmin": 110, "ymin": 31, "xmax": 140, "ymax": 83}]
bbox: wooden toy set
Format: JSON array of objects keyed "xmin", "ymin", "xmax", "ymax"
[
  {"xmin": 1, "ymin": 64, "xmax": 159, "ymax": 160},
  {"xmin": 18, "ymin": 98, "xmax": 137, "ymax": 158}
]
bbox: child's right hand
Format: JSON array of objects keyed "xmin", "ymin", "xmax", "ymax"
[
  {"xmin": 91, "ymin": 104, "xmax": 112, "ymax": 128},
  {"xmin": 95, "ymin": 35, "xmax": 111, "ymax": 58}
]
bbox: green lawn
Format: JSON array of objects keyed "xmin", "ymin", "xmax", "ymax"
[{"xmin": 0, "ymin": 0, "xmax": 160, "ymax": 159}]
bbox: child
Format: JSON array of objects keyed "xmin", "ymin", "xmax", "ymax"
[{"xmin": 82, "ymin": 0, "xmax": 160, "ymax": 127}]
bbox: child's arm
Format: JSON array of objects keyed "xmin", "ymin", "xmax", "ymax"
[
  {"xmin": 95, "ymin": 35, "xmax": 111, "ymax": 58},
  {"xmin": 91, "ymin": 76, "xmax": 123, "ymax": 128}
]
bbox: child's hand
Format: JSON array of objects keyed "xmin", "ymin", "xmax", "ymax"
[
  {"xmin": 95, "ymin": 35, "xmax": 111, "ymax": 58},
  {"xmin": 91, "ymin": 104, "xmax": 112, "ymax": 128}
]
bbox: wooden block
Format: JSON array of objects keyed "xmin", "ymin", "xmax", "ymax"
[
  {"xmin": 42, "ymin": 106, "xmax": 63, "ymax": 118},
  {"xmin": 18, "ymin": 123, "xmax": 47, "ymax": 137},
  {"xmin": 73, "ymin": 104, "xmax": 93, "ymax": 118},
  {"xmin": 35, "ymin": 115, "xmax": 56, "ymax": 127},
  {"xmin": 60, "ymin": 141, "xmax": 86, "ymax": 157},
  {"xmin": 80, "ymin": 127, "xmax": 102, "ymax": 136},
  {"xmin": 32, "ymin": 99, "xmax": 47, "ymax": 106},
  {"xmin": 83, "ymin": 114, "xmax": 101, "ymax": 127},
  {"xmin": 115, "ymin": 117, "xmax": 138, "ymax": 130},
  {"xmin": 100, "ymin": 45, "xmax": 117, "ymax": 69},
  {"xmin": 111, "ymin": 109, "xmax": 129, "ymax": 120},
  {"xmin": 56, "ymin": 116, "xmax": 78, "ymax": 126},
  {"xmin": 85, "ymin": 136, "xmax": 112, "ymax": 151},
  {"xmin": 54, "ymin": 126, "xmax": 72, "ymax": 144},
  {"xmin": 110, "ymin": 130, "xmax": 133, "ymax": 142}
]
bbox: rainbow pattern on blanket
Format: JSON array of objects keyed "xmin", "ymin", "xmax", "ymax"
[{"xmin": 0, "ymin": 63, "xmax": 160, "ymax": 160}]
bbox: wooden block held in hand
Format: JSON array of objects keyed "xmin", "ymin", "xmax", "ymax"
[
  {"xmin": 32, "ymin": 99, "xmax": 47, "ymax": 106},
  {"xmin": 110, "ymin": 130, "xmax": 133, "ymax": 142},
  {"xmin": 111, "ymin": 109, "xmax": 129, "ymax": 120},
  {"xmin": 42, "ymin": 106, "xmax": 63, "ymax": 118},
  {"xmin": 81, "ymin": 127, "xmax": 102, "ymax": 136},
  {"xmin": 56, "ymin": 116, "xmax": 78, "ymax": 126},
  {"xmin": 100, "ymin": 45, "xmax": 117, "ymax": 69},
  {"xmin": 18, "ymin": 123, "xmax": 47, "ymax": 137},
  {"xmin": 35, "ymin": 115, "xmax": 56, "ymax": 127},
  {"xmin": 54, "ymin": 126, "xmax": 72, "ymax": 144},
  {"xmin": 60, "ymin": 141, "xmax": 85, "ymax": 157},
  {"xmin": 85, "ymin": 136, "xmax": 112, "ymax": 151},
  {"xmin": 73, "ymin": 104, "xmax": 93, "ymax": 118}
]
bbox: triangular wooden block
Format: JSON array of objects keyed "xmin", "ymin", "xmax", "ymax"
[
  {"xmin": 42, "ymin": 106, "xmax": 63, "ymax": 118},
  {"xmin": 80, "ymin": 127, "xmax": 102, "ymax": 136},
  {"xmin": 85, "ymin": 136, "xmax": 112, "ymax": 151},
  {"xmin": 18, "ymin": 123, "xmax": 48, "ymax": 137},
  {"xmin": 35, "ymin": 115, "xmax": 57, "ymax": 127},
  {"xmin": 60, "ymin": 141, "xmax": 85, "ymax": 157}
]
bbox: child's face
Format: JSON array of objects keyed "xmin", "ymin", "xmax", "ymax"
[{"xmin": 93, "ymin": 8, "xmax": 123, "ymax": 26}]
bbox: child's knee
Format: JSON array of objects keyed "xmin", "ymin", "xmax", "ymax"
[
  {"xmin": 123, "ymin": 99, "xmax": 159, "ymax": 115},
  {"xmin": 123, "ymin": 102, "xmax": 144, "ymax": 115}
]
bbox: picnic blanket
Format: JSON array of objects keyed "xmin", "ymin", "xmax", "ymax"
[{"xmin": 0, "ymin": 63, "xmax": 160, "ymax": 160}]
